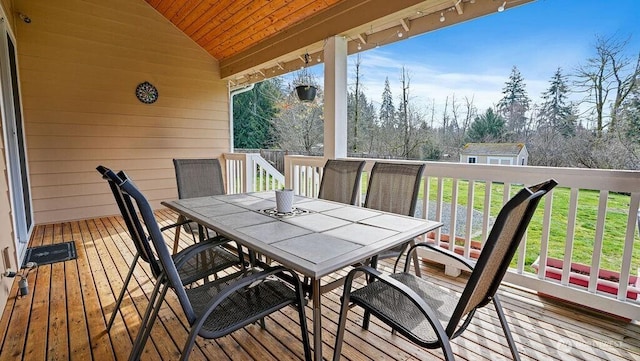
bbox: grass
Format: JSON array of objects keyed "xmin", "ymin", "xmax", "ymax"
[{"xmin": 414, "ymin": 178, "xmax": 640, "ymax": 274}]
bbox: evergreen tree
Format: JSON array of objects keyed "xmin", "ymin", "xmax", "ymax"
[
  {"xmin": 379, "ymin": 77, "xmax": 395, "ymax": 126},
  {"xmin": 539, "ymin": 68, "xmax": 576, "ymax": 136},
  {"xmin": 467, "ymin": 108, "xmax": 506, "ymax": 142},
  {"xmin": 497, "ymin": 66, "xmax": 530, "ymax": 137},
  {"xmin": 621, "ymin": 85, "xmax": 640, "ymax": 143},
  {"xmin": 347, "ymin": 90, "xmax": 376, "ymax": 154},
  {"xmin": 233, "ymin": 79, "xmax": 281, "ymax": 149}
]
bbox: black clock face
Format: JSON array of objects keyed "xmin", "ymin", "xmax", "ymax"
[{"xmin": 136, "ymin": 81, "xmax": 158, "ymax": 104}]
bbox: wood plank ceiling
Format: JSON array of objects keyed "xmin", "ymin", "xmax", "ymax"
[
  {"xmin": 145, "ymin": 0, "xmax": 344, "ymax": 61},
  {"xmin": 145, "ymin": 0, "xmax": 535, "ymax": 85}
]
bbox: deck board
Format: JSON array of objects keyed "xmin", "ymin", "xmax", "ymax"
[{"xmin": 1, "ymin": 211, "xmax": 639, "ymax": 361}]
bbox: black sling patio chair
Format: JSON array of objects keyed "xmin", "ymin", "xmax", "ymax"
[
  {"xmin": 172, "ymin": 158, "xmax": 228, "ymax": 253},
  {"xmin": 317, "ymin": 159, "xmax": 366, "ymax": 205},
  {"xmin": 97, "ymin": 166, "xmax": 244, "ymax": 332},
  {"xmin": 364, "ymin": 161, "xmax": 426, "ymax": 275},
  {"xmin": 333, "ymin": 179, "xmax": 557, "ymax": 361},
  {"xmin": 101, "ymin": 167, "xmax": 311, "ymax": 361},
  {"xmin": 305, "ymin": 159, "xmax": 367, "ymax": 293}
]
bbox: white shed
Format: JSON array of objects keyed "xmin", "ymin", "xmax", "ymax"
[{"xmin": 460, "ymin": 143, "xmax": 528, "ymax": 165}]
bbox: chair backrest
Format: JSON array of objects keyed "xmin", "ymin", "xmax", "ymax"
[
  {"xmin": 317, "ymin": 159, "xmax": 366, "ymax": 205},
  {"xmin": 173, "ymin": 158, "xmax": 225, "ymax": 199},
  {"xmin": 97, "ymin": 166, "xmax": 163, "ymax": 277},
  {"xmin": 114, "ymin": 170, "xmax": 199, "ymax": 323},
  {"xmin": 446, "ymin": 179, "xmax": 557, "ymax": 335},
  {"xmin": 364, "ymin": 162, "xmax": 426, "ymax": 216}
]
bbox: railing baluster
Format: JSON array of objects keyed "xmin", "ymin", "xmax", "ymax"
[
  {"xmin": 449, "ymin": 179, "xmax": 459, "ymax": 252},
  {"xmin": 619, "ymin": 193, "xmax": 640, "ymax": 300},
  {"xmin": 238, "ymin": 159, "xmax": 244, "ymax": 193},
  {"xmin": 234, "ymin": 157, "xmax": 240, "ymax": 193},
  {"xmin": 226, "ymin": 158, "xmax": 231, "ymax": 193},
  {"xmin": 561, "ymin": 188, "xmax": 580, "ymax": 286},
  {"xmin": 516, "ymin": 183, "xmax": 528, "ymax": 273},
  {"xmin": 464, "ymin": 180, "xmax": 475, "ymax": 259},
  {"xmin": 435, "ymin": 177, "xmax": 444, "ymax": 244},
  {"xmin": 481, "ymin": 181, "xmax": 492, "ymax": 247},
  {"xmin": 419, "ymin": 176, "xmax": 430, "ymax": 244},
  {"xmin": 589, "ymin": 190, "xmax": 609, "ymax": 293},
  {"xmin": 537, "ymin": 188, "xmax": 554, "ymax": 280},
  {"xmin": 502, "ymin": 182, "xmax": 511, "ymax": 205}
]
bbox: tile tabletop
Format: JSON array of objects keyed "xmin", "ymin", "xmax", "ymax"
[{"xmin": 164, "ymin": 192, "xmax": 442, "ymax": 278}]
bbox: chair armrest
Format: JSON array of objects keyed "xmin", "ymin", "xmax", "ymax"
[
  {"xmin": 406, "ymin": 242, "xmax": 476, "ymax": 272},
  {"xmin": 172, "ymin": 235, "xmax": 233, "ymax": 269},
  {"xmin": 159, "ymin": 218, "xmax": 193, "ymax": 232}
]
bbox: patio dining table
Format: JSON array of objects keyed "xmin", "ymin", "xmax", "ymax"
[{"xmin": 162, "ymin": 191, "xmax": 442, "ymax": 361}]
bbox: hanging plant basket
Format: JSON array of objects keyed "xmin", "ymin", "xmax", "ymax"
[{"xmin": 295, "ymin": 85, "xmax": 317, "ymax": 102}]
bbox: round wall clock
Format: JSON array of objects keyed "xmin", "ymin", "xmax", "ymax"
[{"xmin": 135, "ymin": 81, "xmax": 158, "ymax": 104}]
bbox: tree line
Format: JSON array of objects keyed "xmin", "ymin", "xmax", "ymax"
[{"xmin": 233, "ymin": 35, "xmax": 640, "ymax": 169}]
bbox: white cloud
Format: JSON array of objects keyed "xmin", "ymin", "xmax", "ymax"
[{"xmin": 349, "ymin": 51, "xmax": 507, "ymax": 114}]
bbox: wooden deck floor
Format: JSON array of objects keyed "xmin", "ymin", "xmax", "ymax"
[{"xmin": 1, "ymin": 210, "xmax": 639, "ymax": 361}]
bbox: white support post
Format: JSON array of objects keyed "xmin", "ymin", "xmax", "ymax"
[
  {"xmin": 323, "ymin": 36, "xmax": 348, "ymax": 159},
  {"xmin": 244, "ymin": 155, "xmax": 255, "ymax": 193}
]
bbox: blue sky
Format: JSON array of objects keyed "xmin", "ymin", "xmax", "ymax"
[{"xmin": 297, "ymin": 0, "xmax": 639, "ymax": 123}]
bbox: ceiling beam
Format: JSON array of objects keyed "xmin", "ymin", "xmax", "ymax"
[
  {"xmin": 453, "ymin": 0, "xmax": 464, "ymax": 15},
  {"xmin": 220, "ymin": 0, "xmax": 425, "ymax": 78},
  {"xmin": 400, "ymin": 18, "xmax": 411, "ymax": 32},
  {"xmin": 345, "ymin": 0, "xmax": 535, "ymax": 54},
  {"xmin": 224, "ymin": 0, "xmax": 537, "ymax": 84}
]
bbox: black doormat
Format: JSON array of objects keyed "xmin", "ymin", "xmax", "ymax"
[{"xmin": 22, "ymin": 241, "xmax": 77, "ymax": 268}]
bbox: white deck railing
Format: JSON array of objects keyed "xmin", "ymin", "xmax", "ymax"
[
  {"xmin": 222, "ymin": 153, "xmax": 285, "ymax": 193},
  {"xmin": 282, "ymin": 155, "xmax": 640, "ymax": 320}
]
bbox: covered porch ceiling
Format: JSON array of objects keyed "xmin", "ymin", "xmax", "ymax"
[{"xmin": 145, "ymin": 0, "xmax": 534, "ymax": 86}]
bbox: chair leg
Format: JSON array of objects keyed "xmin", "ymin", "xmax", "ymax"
[
  {"xmin": 129, "ymin": 279, "xmax": 169, "ymax": 361},
  {"xmin": 361, "ymin": 257, "xmax": 377, "ymax": 330},
  {"xmin": 107, "ymin": 253, "xmax": 139, "ymax": 331},
  {"xmin": 493, "ymin": 295, "xmax": 521, "ymax": 361},
  {"xmin": 409, "ymin": 240, "xmax": 421, "ymax": 277},
  {"xmin": 173, "ymin": 215, "xmax": 185, "ymax": 254},
  {"xmin": 179, "ymin": 324, "xmax": 200, "ymax": 361},
  {"xmin": 295, "ymin": 292, "xmax": 312, "ymax": 361},
  {"xmin": 362, "ymin": 310, "xmax": 371, "ymax": 330},
  {"xmin": 360, "ymin": 255, "xmax": 381, "ymax": 330},
  {"xmin": 236, "ymin": 241, "xmax": 247, "ymax": 272},
  {"xmin": 333, "ymin": 289, "xmax": 353, "ymax": 360}
]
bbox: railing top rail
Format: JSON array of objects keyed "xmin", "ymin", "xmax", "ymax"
[
  {"xmin": 285, "ymin": 155, "xmax": 326, "ymax": 168},
  {"xmin": 286, "ymin": 156, "xmax": 640, "ymax": 193},
  {"xmin": 224, "ymin": 152, "xmax": 259, "ymax": 160}
]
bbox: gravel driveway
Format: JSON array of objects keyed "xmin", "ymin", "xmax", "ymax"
[{"xmin": 415, "ymin": 201, "xmax": 492, "ymax": 238}]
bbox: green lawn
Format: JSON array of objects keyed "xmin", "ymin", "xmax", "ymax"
[{"xmin": 416, "ymin": 178, "xmax": 640, "ymax": 273}]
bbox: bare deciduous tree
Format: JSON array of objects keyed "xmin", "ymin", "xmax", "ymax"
[
  {"xmin": 272, "ymin": 77, "xmax": 324, "ymax": 153},
  {"xmin": 574, "ymin": 35, "xmax": 640, "ymax": 136}
]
